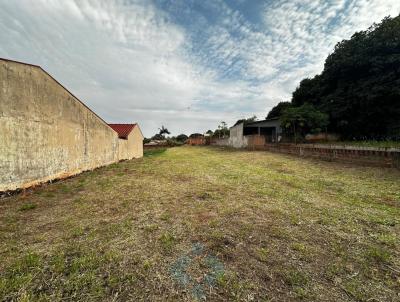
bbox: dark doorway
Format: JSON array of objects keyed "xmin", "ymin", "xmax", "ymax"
[{"xmin": 244, "ymin": 126, "xmax": 277, "ymax": 142}]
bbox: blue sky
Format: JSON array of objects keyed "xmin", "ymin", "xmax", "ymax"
[{"xmin": 0, "ymin": 1, "xmax": 399, "ymax": 136}]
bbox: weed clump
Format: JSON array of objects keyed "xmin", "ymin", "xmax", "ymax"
[{"xmin": 18, "ymin": 203, "xmax": 37, "ymax": 211}]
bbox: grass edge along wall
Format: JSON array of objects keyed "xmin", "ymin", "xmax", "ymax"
[{"xmin": 0, "ymin": 58, "xmax": 143, "ymax": 192}]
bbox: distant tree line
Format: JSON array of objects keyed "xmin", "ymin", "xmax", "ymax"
[
  {"xmin": 268, "ymin": 15, "xmax": 400, "ymax": 140},
  {"xmin": 185, "ymin": 121, "xmax": 230, "ymax": 140},
  {"xmin": 143, "ymin": 126, "xmax": 188, "ymax": 146},
  {"xmin": 144, "ymin": 120, "xmax": 232, "ymax": 145}
]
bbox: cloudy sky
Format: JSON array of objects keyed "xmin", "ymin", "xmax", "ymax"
[{"xmin": 0, "ymin": 1, "xmax": 399, "ymax": 136}]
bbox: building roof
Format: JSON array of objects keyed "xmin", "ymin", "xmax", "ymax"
[
  {"xmin": 229, "ymin": 117, "xmax": 280, "ymax": 129},
  {"xmin": 245, "ymin": 118, "xmax": 281, "ymax": 129},
  {"xmin": 108, "ymin": 124, "xmax": 137, "ymax": 139},
  {"xmin": 245, "ymin": 117, "xmax": 280, "ymax": 126}
]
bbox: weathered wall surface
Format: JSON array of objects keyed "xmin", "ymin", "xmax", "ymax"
[
  {"xmin": 129, "ymin": 126, "xmax": 144, "ymax": 158},
  {"xmin": 0, "ymin": 59, "xmax": 121, "ymax": 191},
  {"xmin": 188, "ymin": 137, "xmax": 205, "ymax": 145},
  {"xmin": 213, "ymin": 138, "xmax": 229, "ymax": 146},
  {"xmin": 118, "ymin": 126, "xmax": 143, "ymax": 160},
  {"xmin": 229, "ymin": 123, "xmax": 248, "ymax": 148},
  {"xmin": 214, "ymin": 134, "xmax": 265, "ymax": 149},
  {"xmin": 246, "ymin": 135, "xmax": 266, "ymax": 149},
  {"xmin": 118, "ymin": 139, "xmax": 129, "ymax": 161}
]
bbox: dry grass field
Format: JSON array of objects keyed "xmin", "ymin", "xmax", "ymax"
[{"xmin": 1, "ymin": 146, "xmax": 399, "ymax": 301}]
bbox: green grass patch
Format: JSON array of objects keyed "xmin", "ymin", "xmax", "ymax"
[
  {"xmin": 1, "ymin": 146, "xmax": 399, "ymax": 301},
  {"xmin": 283, "ymin": 269, "xmax": 309, "ymax": 287},
  {"xmin": 144, "ymin": 148, "xmax": 167, "ymax": 157},
  {"xmin": 365, "ymin": 246, "xmax": 391, "ymax": 263},
  {"xmin": 18, "ymin": 203, "xmax": 37, "ymax": 211},
  {"xmin": 159, "ymin": 232, "xmax": 176, "ymax": 251}
]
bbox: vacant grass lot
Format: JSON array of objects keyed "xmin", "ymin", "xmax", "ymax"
[{"xmin": 1, "ymin": 146, "xmax": 399, "ymax": 301}]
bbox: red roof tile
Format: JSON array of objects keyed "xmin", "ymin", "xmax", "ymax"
[{"xmin": 108, "ymin": 124, "xmax": 136, "ymax": 139}]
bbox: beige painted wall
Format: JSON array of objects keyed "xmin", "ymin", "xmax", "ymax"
[
  {"xmin": 129, "ymin": 126, "xmax": 144, "ymax": 159},
  {"xmin": 0, "ymin": 59, "xmax": 123, "ymax": 191},
  {"xmin": 118, "ymin": 126, "xmax": 144, "ymax": 160},
  {"xmin": 229, "ymin": 123, "xmax": 248, "ymax": 148}
]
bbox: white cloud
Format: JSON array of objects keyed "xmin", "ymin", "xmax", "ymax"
[
  {"xmin": 0, "ymin": 0, "xmax": 204, "ymax": 135},
  {"xmin": 192, "ymin": 0, "xmax": 400, "ymax": 117},
  {"xmin": 0, "ymin": 0, "xmax": 399, "ymax": 136},
  {"xmin": 258, "ymin": 0, "xmax": 400, "ymax": 90}
]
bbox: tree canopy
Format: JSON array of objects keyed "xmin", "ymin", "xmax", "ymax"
[
  {"xmin": 266, "ymin": 102, "xmax": 292, "ymax": 119},
  {"xmin": 281, "ymin": 104, "xmax": 329, "ymax": 142},
  {"xmin": 213, "ymin": 121, "xmax": 229, "ymax": 138},
  {"xmin": 268, "ymin": 15, "xmax": 400, "ymax": 139},
  {"xmin": 233, "ymin": 115, "xmax": 257, "ymax": 126},
  {"xmin": 151, "ymin": 125, "xmax": 171, "ymax": 140},
  {"xmin": 158, "ymin": 126, "xmax": 170, "ymax": 136},
  {"xmin": 175, "ymin": 134, "xmax": 188, "ymax": 142}
]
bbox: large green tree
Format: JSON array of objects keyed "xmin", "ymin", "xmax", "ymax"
[
  {"xmin": 176, "ymin": 134, "xmax": 188, "ymax": 142},
  {"xmin": 281, "ymin": 103, "xmax": 329, "ymax": 142},
  {"xmin": 291, "ymin": 15, "xmax": 400, "ymax": 139},
  {"xmin": 266, "ymin": 102, "xmax": 292, "ymax": 119},
  {"xmin": 213, "ymin": 121, "xmax": 229, "ymax": 138}
]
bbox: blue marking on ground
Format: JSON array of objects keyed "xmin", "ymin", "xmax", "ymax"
[{"xmin": 169, "ymin": 242, "xmax": 225, "ymax": 300}]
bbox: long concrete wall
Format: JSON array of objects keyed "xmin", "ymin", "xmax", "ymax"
[
  {"xmin": 0, "ymin": 59, "xmax": 121, "ymax": 191},
  {"xmin": 213, "ymin": 138, "xmax": 229, "ymax": 146},
  {"xmin": 262, "ymin": 143, "xmax": 400, "ymax": 168}
]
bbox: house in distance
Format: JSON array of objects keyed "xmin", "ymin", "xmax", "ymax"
[
  {"xmin": 228, "ymin": 118, "xmax": 283, "ymax": 148},
  {"xmin": 108, "ymin": 124, "xmax": 144, "ymax": 160}
]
